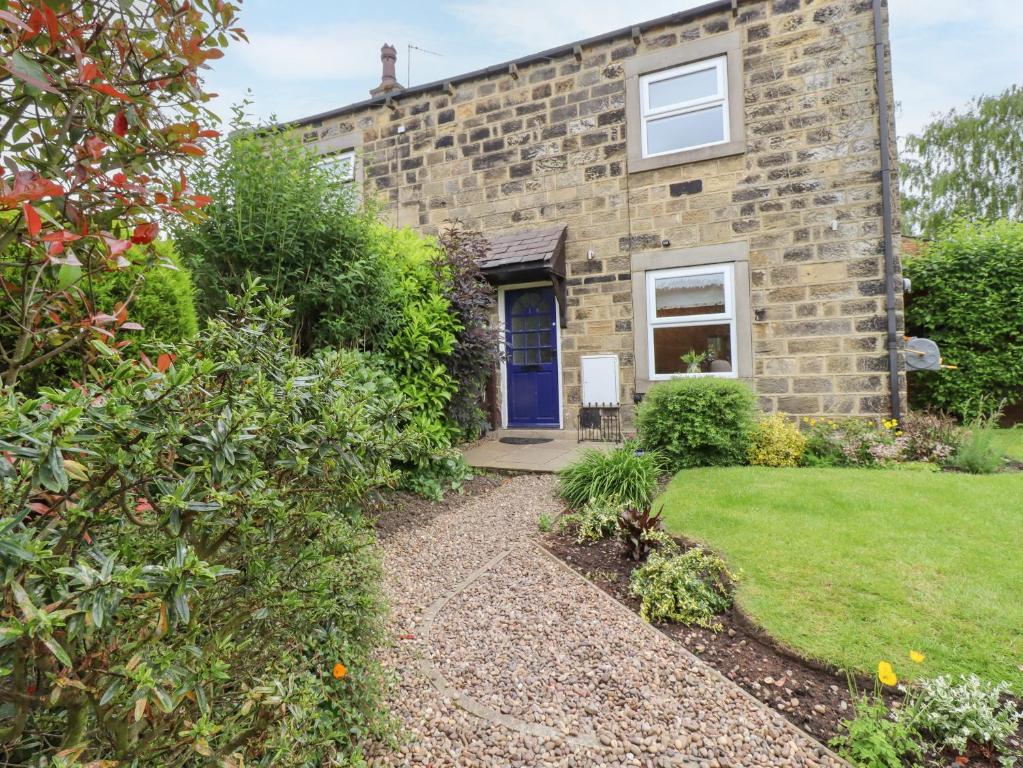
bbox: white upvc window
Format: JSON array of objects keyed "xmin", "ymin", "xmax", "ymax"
[
  {"xmin": 639, "ymin": 56, "xmax": 730, "ymax": 159},
  {"xmin": 319, "ymin": 148, "xmax": 356, "ymax": 182},
  {"xmin": 646, "ymin": 263, "xmax": 738, "ymax": 380}
]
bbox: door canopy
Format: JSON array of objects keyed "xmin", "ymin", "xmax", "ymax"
[{"xmin": 480, "ymin": 224, "xmax": 568, "ymax": 328}]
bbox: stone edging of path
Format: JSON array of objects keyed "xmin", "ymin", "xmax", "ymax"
[
  {"xmin": 416, "ymin": 545, "xmax": 604, "ymax": 750},
  {"xmin": 532, "ymin": 543, "xmax": 852, "ymax": 767}
]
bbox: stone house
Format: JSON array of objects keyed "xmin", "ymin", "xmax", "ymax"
[{"xmin": 291, "ymin": 0, "xmax": 905, "ymax": 432}]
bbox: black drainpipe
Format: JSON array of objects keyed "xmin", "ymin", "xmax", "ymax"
[{"xmin": 872, "ymin": 0, "xmax": 903, "ymax": 423}]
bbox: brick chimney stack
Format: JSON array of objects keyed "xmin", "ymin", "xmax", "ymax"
[{"xmin": 370, "ymin": 43, "xmax": 404, "ymax": 97}]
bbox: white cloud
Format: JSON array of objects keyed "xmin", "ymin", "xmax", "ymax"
[
  {"xmin": 446, "ymin": 0, "xmax": 706, "ymax": 50},
  {"xmin": 889, "ymin": 0, "xmax": 1022, "ymax": 136},
  {"xmin": 204, "ymin": 0, "xmax": 1021, "ymax": 135},
  {"xmin": 889, "ymin": 0, "xmax": 1023, "ymax": 30},
  {"xmin": 236, "ymin": 22, "xmax": 415, "ymax": 82}
]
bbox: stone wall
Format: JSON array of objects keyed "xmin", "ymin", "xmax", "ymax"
[{"xmin": 298, "ymin": 0, "xmax": 904, "ymax": 428}]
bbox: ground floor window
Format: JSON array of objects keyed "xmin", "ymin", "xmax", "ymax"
[
  {"xmin": 646, "ymin": 263, "xmax": 737, "ymax": 379},
  {"xmin": 631, "ymin": 242, "xmax": 752, "ymax": 394}
]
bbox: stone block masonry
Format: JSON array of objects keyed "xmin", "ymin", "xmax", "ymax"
[{"xmin": 297, "ymin": 0, "xmax": 904, "ymax": 428}]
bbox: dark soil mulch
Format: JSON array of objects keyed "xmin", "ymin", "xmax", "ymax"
[{"xmin": 543, "ymin": 528, "xmax": 1022, "ymax": 767}]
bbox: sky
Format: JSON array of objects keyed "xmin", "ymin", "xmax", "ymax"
[{"xmin": 205, "ymin": 0, "xmax": 1023, "ymax": 139}]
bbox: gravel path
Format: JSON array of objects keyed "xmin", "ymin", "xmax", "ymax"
[{"xmin": 369, "ymin": 474, "xmax": 846, "ymax": 767}]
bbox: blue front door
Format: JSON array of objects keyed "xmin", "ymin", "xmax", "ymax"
[{"xmin": 505, "ymin": 287, "xmax": 560, "ymax": 427}]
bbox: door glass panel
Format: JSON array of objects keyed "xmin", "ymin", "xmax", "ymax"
[
  {"xmin": 513, "ymin": 291, "xmax": 544, "ymax": 315},
  {"xmin": 512, "ymin": 349, "xmax": 527, "ymax": 365},
  {"xmin": 512, "ymin": 317, "xmax": 526, "ymax": 331},
  {"xmin": 541, "ymin": 349, "xmax": 554, "ymax": 363},
  {"xmin": 654, "ymin": 272, "xmax": 726, "ymax": 318},
  {"xmin": 652, "ymin": 323, "xmax": 732, "ymax": 375},
  {"xmin": 646, "ymin": 105, "xmax": 726, "ymax": 155},
  {"xmin": 647, "ymin": 66, "xmax": 719, "ymax": 110}
]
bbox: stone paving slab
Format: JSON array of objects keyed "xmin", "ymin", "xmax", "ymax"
[
  {"xmin": 369, "ymin": 475, "xmax": 847, "ymax": 767},
  {"xmin": 461, "ymin": 432, "xmax": 611, "ymax": 473}
]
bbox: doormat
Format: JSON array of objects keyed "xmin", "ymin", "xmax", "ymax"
[{"xmin": 499, "ymin": 437, "xmax": 554, "ymax": 446}]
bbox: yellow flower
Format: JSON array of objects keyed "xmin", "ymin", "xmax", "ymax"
[
  {"xmin": 332, "ymin": 662, "xmax": 347, "ymax": 680},
  {"xmin": 910, "ymin": 650, "xmax": 926, "ymax": 664},
  {"xmin": 877, "ymin": 660, "xmax": 898, "ymax": 686}
]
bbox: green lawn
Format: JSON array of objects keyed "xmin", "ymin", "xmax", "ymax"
[
  {"xmin": 658, "ymin": 467, "xmax": 1023, "ymax": 691},
  {"xmin": 992, "ymin": 427, "xmax": 1023, "ymax": 460}
]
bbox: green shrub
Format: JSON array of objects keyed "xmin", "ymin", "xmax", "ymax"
[
  {"xmin": 900, "ymin": 411, "xmax": 963, "ymax": 463},
  {"xmin": 557, "ymin": 443, "xmax": 661, "ymax": 509},
  {"xmin": 629, "ymin": 545, "xmax": 734, "ymax": 629},
  {"xmin": 900, "ymin": 675, "xmax": 1021, "ymax": 761},
  {"xmin": 0, "ymin": 285, "xmax": 402, "ymax": 765},
  {"xmin": 830, "ymin": 696, "xmax": 924, "ymax": 768},
  {"xmin": 905, "ymin": 220, "xmax": 1023, "ymax": 417},
  {"xmin": 400, "ymin": 449, "xmax": 473, "ymax": 499},
  {"xmin": 636, "ymin": 378, "xmax": 757, "ymax": 469},
  {"xmin": 950, "ymin": 408, "xmax": 1005, "ymax": 474},
  {"xmin": 174, "ymin": 122, "xmax": 386, "ymax": 351},
  {"xmin": 802, "ymin": 417, "xmax": 906, "ymax": 467},
  {"xmin": 10, "ymin": 242, "xmax": 198, "ymax": 391},
  {"xmin": 748, "ymin": 414, "xmax": 807, "ymax": 467},
  {"xmin": 373, "ymin": 224, "xmax": 460, "ymax": 428},
  {"xmin": 101, "ymin": 242, "xmax": 199, "ymax": 350},
  {"xmin": 800, "ymin": 417, "xmax": 853, "ymax": 468},
  {"xmin": 563, "ymin": 497, "xmax": 623, "ymax": 543},
  {"xmin": 435, "ymin": 225, "xmax": 500, "ymax": 439},
  {"xmin": 176, "ymin": 120, "xmax": 486, "ymax": 496}
]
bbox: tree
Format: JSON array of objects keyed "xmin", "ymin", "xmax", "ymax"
[
  {"xmin": 904, "ymin": 221, "xmax": 1023, "ymax": 417},
  {"xmin": 174, "ymin": 117, "xmax": 386, "ymax": 354},
  {"xmin": 901, "ymin": 86, "xmax": 1023, "ymax": 238},
  {"xmin": 0, "ymin": 1, "xmax": 245, "ymax": 387}
]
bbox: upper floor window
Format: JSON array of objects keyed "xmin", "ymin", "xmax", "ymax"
[
  {"xmin": 625, "ymin": 31, "xmax": 745, "ymax": 173},
  {"xmin": 318, "ymin": 148, "xmax": 356, "ymax": 182},
  {"xmin": 640, "ymin": 56, "xmax": 729, "ymax": 159}
]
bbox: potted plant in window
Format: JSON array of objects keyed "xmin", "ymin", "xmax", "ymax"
[{"xmin": 680, "ymin": 349, "xmax": 708, "ymax": 374}]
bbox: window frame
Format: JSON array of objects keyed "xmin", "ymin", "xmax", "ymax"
[
  {"xmin": 318, "ymin": 148, "xmax": 357, "ymax": 183},
  {"xmin": 624, "ymin": 30, "xmax": 745, "ymax": 174},
  {"xmin": 645, "ymin": 263, "xmax": 738, "ymax": 381},
  {"xmin": 639, "ymin": 56, "xmax": 730, "ymax": 160}
]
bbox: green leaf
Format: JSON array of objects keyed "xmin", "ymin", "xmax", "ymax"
[
  {"xmin": 99, "ymin": 679, "xmax": 122, "ymax": 707},
  {"xmin": 150, "ymin": 686, "xmax": 174, "ymax": 713},
  {"xmin": 6, "ymin": 51, "xmax": 55, "ymax": 92},
  {"xmin": 173, "ymin": 590, "xmax": 190, "ymax": 624},
  {"xmin": 0, "ymin": 539, "xmax": 36, "ymax": 562},
  {"xmin": 57, "ymin": 263, "xmax": 82, "ymax": 290},
  {"xmin": 42, "ymin": 635, "xmax": 72, "ymax": 667}
]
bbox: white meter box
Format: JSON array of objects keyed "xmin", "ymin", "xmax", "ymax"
[{"xmin": 580, "ymin": 355, "xmax": 620, "ymax": 407}]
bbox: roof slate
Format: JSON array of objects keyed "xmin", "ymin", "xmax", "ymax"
[{"xmin": 479, "ymin": 224, "xmax": 568, "ymax": 272}]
